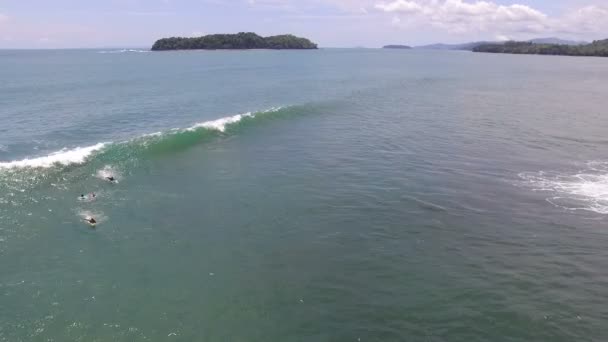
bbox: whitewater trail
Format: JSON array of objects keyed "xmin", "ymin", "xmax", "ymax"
[{"xmin": 518, "ymin": 161, "xmax": 608, "ymax": 214}]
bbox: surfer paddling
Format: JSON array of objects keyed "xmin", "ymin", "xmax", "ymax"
[
  {"xmin": 84, "ymin": 217, "xmax": 97, "ymax": 227},
  {"xmin": 79, "ymin": 193, "xmax": 96, "ymax": 201}
]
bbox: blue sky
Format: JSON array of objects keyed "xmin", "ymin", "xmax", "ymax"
[{"xmin": 0, "ymin": 0, "xmax": 606, "ymax": 48}]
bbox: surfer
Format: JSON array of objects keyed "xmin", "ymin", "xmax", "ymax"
[
  {"xmin": 79, "ymin": 193, "xmax": 96, "ymax": 201},
  {"xmin": 84, "ymin": 217, "xmax": 97, "ymax": 226},
  {"xmin": 106, "ymin": 176, "xmax": 116, "ymax": 183}
]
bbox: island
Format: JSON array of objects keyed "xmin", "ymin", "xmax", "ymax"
[
  {"xmin": 383, "ymin": 45, "xmax": 412, "ymax": 49},
  {"xmin": 473, "ymin": 39, "xmax": 608, "ymax": 57},
  {"xmin": 151, "ymin": 32, "xmax": 318, "ymax": 51}
]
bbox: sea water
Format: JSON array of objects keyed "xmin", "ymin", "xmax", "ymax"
[{"xmin": 1, "ymin": 48, "xmax": 608, "ymax": 341}]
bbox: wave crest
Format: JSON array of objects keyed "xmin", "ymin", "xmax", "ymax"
[
  {"xmin": 188, "ymin": 112, "xmax": 253, "ymax": 132},
  {"xmin": 0, "ymin": 107, "xmax": 286, "ymax": 170},
  {"xmin": 0, "ymin": 143, "xmax": 107, "ymax": 169}
]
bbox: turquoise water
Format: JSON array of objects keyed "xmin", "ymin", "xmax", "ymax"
[{"xmin": 1, "ymin": 48, "xmax": 608, "ymax": 341}]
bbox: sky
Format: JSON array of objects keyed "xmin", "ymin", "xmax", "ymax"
[{"xmin": 0, "ymin": 0, "xmax": 607, "ymax": 48}]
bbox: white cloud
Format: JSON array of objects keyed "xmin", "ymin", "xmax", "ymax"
[
  {"xmin": 246, "ymin": 0, "xmax": 374, "ymax": 13},
  {"xmin": 496, "ymin": 4, "xmax": 546, "ymax": 22},
  {"xmin": 246, "ymin": 0, "xmax": 298, "ymax": 10},
  {"xmin": 375, "ymin": 0, "xmax": 422, "ymax": 13},
  {"xmin": 375, "ymin": 0, "xmax": 546, "ymax": 22},
  {"xmin": 557, "ymin": 5, "xmax": 608, "ymax": 35},
  {"xmin": 372, "ymin": 0, "xmax": 608, "ymax": 40},
  {"xmin": 242, "ymin": 0, "xmax": 608, "ymax": 41}
]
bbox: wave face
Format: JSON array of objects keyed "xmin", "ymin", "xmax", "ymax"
[
  {"xmin": 0, "ymin": 107, "xmax": 287, "ymax": 170},
  {"xmin": 519, "ymin": 161, "xmax": 608, "ymax": 214},
  {"xmin": 0, "ymin": 106, "xmax": 292, "ymax": 216}
]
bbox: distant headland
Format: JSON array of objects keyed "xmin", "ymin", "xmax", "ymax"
[
  {"xmin": 151, "ymin": 32, "xmax": 318, "ymax": 51},
  {"xmin": 383, "ymin": 45, "xmax": 411, "ymax": 49},
  {"xmin": 388, "ymin": 36, "xmax": 606, "ymax": 57},
  {"xmin": 473, "ymin": 39, "xmax": 608, "ymax": 57},
  {"xmin": 413, "ymin": 37, "xmax": 587, "ymax": 51}
]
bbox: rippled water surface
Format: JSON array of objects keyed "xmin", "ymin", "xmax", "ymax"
[{"xmin": 1, "ymin": 48, "xmax": 608, "ymax": 341}]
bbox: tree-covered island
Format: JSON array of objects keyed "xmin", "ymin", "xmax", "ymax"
[{"xmin": 151, "ymin": 32, "xmax": 318, "ymax": 51}]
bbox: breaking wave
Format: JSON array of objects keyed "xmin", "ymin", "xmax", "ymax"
[
  {"xmin": 0, "ymin": 143, "xmax": 107, "ymax": 169},
  {"xmin": 0, "ymin": 106, "xmax": 285, "ymax": 171},
  {"xmin": 518, "ymin": 161, "xmax": 608, "ymax": 214}
]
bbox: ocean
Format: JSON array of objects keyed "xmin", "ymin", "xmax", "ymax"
[{"xmin": 1, "ymin": 48, "xmax": 608, "ymax": 341}]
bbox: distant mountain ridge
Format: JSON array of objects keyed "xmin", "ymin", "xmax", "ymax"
[
  {"xmin": 414, "ymin": 41, "xmax": 492, "ymax": 51},
  {"xmin": 413, "ymin": 37, "xmax": 589, "ymax": 51},
  {"xmin": 528, "ymin": 37, "xmax": 587, "ymax": 46}
]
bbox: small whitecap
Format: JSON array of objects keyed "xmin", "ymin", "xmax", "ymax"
[{"xmin": 518, "ymin": 161, "xmax": 608, "ymax": 214}]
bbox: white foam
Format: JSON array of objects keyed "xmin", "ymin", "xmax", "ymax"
[
  {"xmin": 519, "ymin": 161, "xmax": 608, "ymax": 214},
  {"xmin": 96, "ymin": 165, "xmax": 120, "ymax": 183},
  {"xmin": 188, "ymin": 113, "xmax": 253, "ymax": 132},
  {"xmin": 142, "ymin": 131, "xmax": 163, "ymax": 137},
  {"xmin": 187, "ymin": 107, "xmax": 283, "ymax": 133},
  {"xmin": 0, "ymin": 143, "xmax": 106, "ymax": 169},
  {"xmin": 78, "ymin": 210, "xmax": 106, "ymax": 224},
  {"xmin": 260, "ymin": 106, "xmax": 284, "ymax": 114}
]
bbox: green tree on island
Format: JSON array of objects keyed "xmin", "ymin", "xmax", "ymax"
[{"xmin": 151, "ymin": 32, "xmax": 318, "ymax": 51}]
